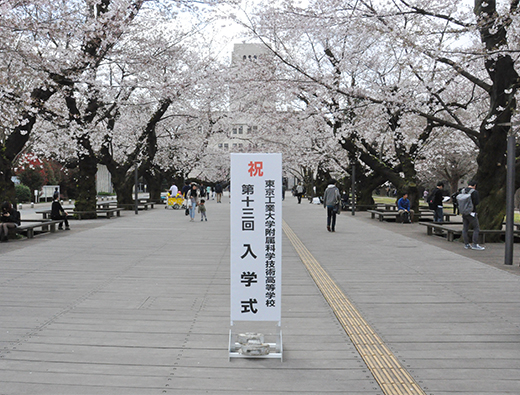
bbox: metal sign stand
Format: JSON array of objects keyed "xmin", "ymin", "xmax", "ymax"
[{"xmin": 229, "ymin": 321, "xmax": 283, "ymax": 361}]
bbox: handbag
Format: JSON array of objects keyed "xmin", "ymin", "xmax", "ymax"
[{"xmin": 185, "ymin": 207, "xmax": 189, "ymax": 216}]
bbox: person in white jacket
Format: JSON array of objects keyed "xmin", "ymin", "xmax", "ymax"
[{"xmin": 323, "ymin": 179, "xmax": 341, "ymax": 232}]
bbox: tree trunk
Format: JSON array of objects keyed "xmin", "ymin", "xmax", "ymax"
[
  {"xmin": 475, "ymin": 56, "xmax": 517, "ymax": 230},
  {"xmin": 473, "ymin": 1, "xmax": 519, "ymax": 231},
  {"xmin": 74, "ymin": 153, "xmax": 98, "ymax": 218},
  {"xmin": 0, "ymin": 87, "xmax": 56, "ymax": 202},
  {"xmin": 146, "ymin": 170, "xmax": 163, "ymax": 202},
  {"xmin": 116, "ymin": 180, "xmax": 135, "ymax": 206},
  {"xmin": 0, "ymin": 150, "xmax": 16, "ymax": 204}
]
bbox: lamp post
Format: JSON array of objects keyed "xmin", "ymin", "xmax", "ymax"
[
  {"xmin": 505, "ymin": 134, "xmax": 515, "ymax": 265},
  {"xmin": 350, "ymin": 153, "xmax": 357, "ymax": 216},
  {"xmin": 134, "ymin": 162, "xmax": 139, "ymax": 215},
  {"xmin": 499, "ymin": 122, "xmax": 517, "ymax": 266}
]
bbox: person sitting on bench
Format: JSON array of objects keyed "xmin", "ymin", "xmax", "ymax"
[
  {"xmin": 1, "ymin": 201, "xmax": 20, "ymax": 241},
  {"xmin": 397, "ymin": 193, "xmax": 414, "ymax": 223},
  {"xmin": 50, "ymin": 197, "xmax": 70, "ymax": 230}
]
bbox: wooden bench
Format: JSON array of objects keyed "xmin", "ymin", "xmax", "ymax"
[
  {"xmin": 36, "ymin": 208, "xmax": 73, "ymax": 220},
  {"xmin": 368, "ymin": 209, "xmax": 456, "ymax": 222},
  {"xmin": 117, "ymin": 202, "xmax": 155, "ymax": 210},
  {"xmin": 96, "ymin": 201, "xmax": 118, "ymax": 209},
  {"xmin": 12, "ymin": 219, "xmax": 63, "ymax": 239},
  {"xmin": 342, "ymin": 204, "xmax": 380, "ymax": 211},
  {"xmin": 419, "ymin": 222, "xmax": 464, "ymax": 241},
  {"xmin": 418, "ymin": 210, "xmax": 458, "ymax": 222},
  {"xmin": 368, "ymin": 210, "xmax": 400, "ymax": 221},
  {"xmin": 419, "ymin": 222, "xmax": 520, "ymax": 243},
  {"xmin": 73, "ymin": 207, "xmax": 123, "ymax": 219},
  {"xmin": 98, "ymin": 207, "xmax": 123, "ymax": 218}
]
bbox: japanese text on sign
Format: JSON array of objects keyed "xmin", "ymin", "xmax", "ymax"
[{"xmin": 230, "ymin": 153, "xmax": 282, "ymax": 323}]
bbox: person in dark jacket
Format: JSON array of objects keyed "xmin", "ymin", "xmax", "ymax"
[
  {"xmin": 323, "ymin": 179, "xmax": 341, "ymax": 232},
  {"xmin": 181, "ymin": 181, "xmax": 191, "ymax": 198},
  {"xmin": 215, "ymin": 183, "xmax": 223, "ymax": 203},
  {"xmin": 1, "ymin": 201, "xmax": 20, "ymax": 241},
  {"xmin": 51, "ymin": 197, "xmax": 70, "ymax": 230},
  {"xmin": 431, "ymin": 181, "xmax": 445, "ymax": 222},
  {"xmin": 462, "ymin": 180, "xmax": 485, "ymax": 251}
]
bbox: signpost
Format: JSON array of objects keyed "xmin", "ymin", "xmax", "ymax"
[{"xmin": 229, "ymin": 153, "xmax": 283, "ymax": 360}]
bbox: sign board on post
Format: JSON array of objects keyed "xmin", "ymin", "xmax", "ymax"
[{"xmin": 229, "ymin": 153, "xmax": 283, "ymax": 360}]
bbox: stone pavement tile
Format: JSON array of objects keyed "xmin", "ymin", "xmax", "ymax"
[
  {"xmin": 0, "ymin": 198, "xmax": 382, "ymax": 394},
  {"xmin": 282, "ymin": 199, "xmax": 520, "ymax": 395}
]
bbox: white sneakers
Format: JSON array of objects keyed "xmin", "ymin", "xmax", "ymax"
[{"xmin": 465, "ymin": 244, "xmax": 485, "ymax": 250}]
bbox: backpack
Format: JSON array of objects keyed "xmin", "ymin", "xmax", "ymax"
[
  {"xmin": 426, "ymin": 190, "xmax": 437, "ymax": 210},
  {"xmin": 456, "ymin": 188, "xmax": 475, "ymax": 215},
  {"xmin": 11, "ymin": 210, "xmax": 21, "ymax": 226}
]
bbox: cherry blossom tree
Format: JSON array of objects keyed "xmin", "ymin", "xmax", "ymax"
[
  {"xmin": 0, "ymin": 0, "xmax": 233, "ymax": 208},
  {"xmin": 232, "ymin": 0, "xmax": 519, "ymax": 226},
  {"xmin": 0, "ymin": 0, "xmax": 148, "ymax": 204}
]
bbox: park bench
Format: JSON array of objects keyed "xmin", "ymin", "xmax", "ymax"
[
  {"xmin": 38, "ymin": 207, "xmax": 122, "ymax": 220},
  {"xmin": 73, "ymin": 207, "xmax": 123, "ymax": 219},
  {"xmin": 96, "ymin": 201, "xmax": 118, "ymax": 209},
  {"xmin": 117, "ymin": 202, "xmax": 155, "ymax": 210},
  {"xmin": 342, "ymin": 204, "xmax": 381, "ymax": 211},
  {"xmin": 368, "ymin": 210, "xmax": 401, "ymax": 221},
  {"xmin": 11, "ymin": 219, "xmax": 63, "ymax": 239},
  {"xmin": 368, "ymin": 209, "xmax": 456, "ymax": 222},
  {"xmin": 419, "ymin": 222, "xmax": 520, "ymax": 243},
  {"xmin": 36, "ymin": 208, "xmax": 73, "ymax": 220},
  {"xmin": 418, "ymin": 209, "xmax": 458, "ymax": 222}
]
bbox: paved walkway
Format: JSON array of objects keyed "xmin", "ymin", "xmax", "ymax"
[{"xmin": 0, "ymin": 197, "xmax": 519, "ymax": 394}]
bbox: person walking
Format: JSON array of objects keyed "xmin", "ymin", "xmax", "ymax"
[
  {"xmin": 186, "ymin": 184, "xmax": 199, "ymax": 222},
  {"xmin": 181, "ymin": 181, "xmax": 190, "ymax": 198},
  {"xmin": 430, "ymin": 181, "xmax": 445, "ymax": 222},
  {"xmin": 323, "ymin": 179, "xmax": 341, "ymax": 232},
  {"xmin": 296, "ymin": 182, "xmax": 305, "ymax": 204},
  {"xmin": 0, "ymin": 201, "xmax": 20, "ymax": 242},
  {"xmin": 215, "ymin": 183, "xmax": 223, "ymax": 203},
  {"xmin": 458, "ymin": 180, "xmax": 485, "ymax": 250},
  {"xmin": 198, "ymin": 199, "xmax": 207, "ymax": 221}
]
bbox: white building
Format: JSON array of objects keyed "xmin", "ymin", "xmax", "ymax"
[{"xmin": 216, "ymin": 43, "xmax": 272, "ymax": 153}]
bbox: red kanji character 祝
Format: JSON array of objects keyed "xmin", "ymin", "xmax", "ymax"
[{"xmin": 248, "ymin": 161, "xmax": 263, "ymax": 177}]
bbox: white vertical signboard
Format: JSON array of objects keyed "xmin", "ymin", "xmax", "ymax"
[{"xmin": 230, "ymin": 153, "xmax": 282, "ymax": 324}]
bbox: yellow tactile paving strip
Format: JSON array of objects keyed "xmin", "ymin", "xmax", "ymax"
[{"xmin": 283, "ymin": 220, "xmax": 426, "ymax": 395}]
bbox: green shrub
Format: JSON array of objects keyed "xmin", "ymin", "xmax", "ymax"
[{"xmin": 15, "ymin": 184, "xmax": 32, "ymax": 203}]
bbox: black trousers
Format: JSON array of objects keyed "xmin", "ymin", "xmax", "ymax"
[
  {"xmin": 327, "ymin": 206, "xmax": 337, "ymax": 230},
  {"xmin": 52, "ymin": 215, "xmax": 69, "ymax": 228}
]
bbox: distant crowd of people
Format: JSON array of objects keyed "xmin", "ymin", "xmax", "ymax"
[{"xmin": 167, "ymin": 181, "xmax": 225, "ymax": 222}]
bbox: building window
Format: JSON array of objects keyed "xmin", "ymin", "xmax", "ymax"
[
  {"xmin": 239, "ymin": 143, "xmax": 243, "ymax": 148},
  {"xmin": 232, "ymin": 128, "xmax": 237, "ymax": 134},
  {"xmin": 224, "ymin": 143, "xmax": 229, "ymax": 149},
  {"xmin": 252, "ymin": 126, "xmax": 258, "ymax": 133},
  {"xmin": 233, "ymin": 143, "xmax": 237, "ymax": 148},
  {"xmin": 218, "ymin": 143, "xmax": 223, "ymax": 148},
  {"xmin": 247, "ymin": 126, "xmax": 252, "ymax": 133},
  {"xmin": 238, "ymin": 126, "xmax": 243, "ymax": 134}
]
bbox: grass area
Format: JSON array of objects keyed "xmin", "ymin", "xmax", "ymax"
[{"xmin": 372, "ymin": 196, "xmax": 397, "ymax": 205}]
